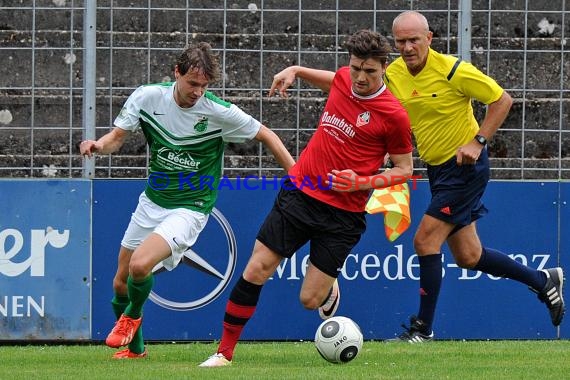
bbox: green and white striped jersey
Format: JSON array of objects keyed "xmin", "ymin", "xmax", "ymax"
[{"xmin": 114, "ymin": 82, "xmax": 261, "ymax": 213}]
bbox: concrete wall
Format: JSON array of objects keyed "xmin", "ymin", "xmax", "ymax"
[{"xmin": 0, "ymin": 1, "xmax": 568, "ymax": 179}]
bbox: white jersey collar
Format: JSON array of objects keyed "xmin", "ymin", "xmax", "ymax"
[{"xmin": 351, "ymin": 83, "xmax": 386, "ymax": 100}]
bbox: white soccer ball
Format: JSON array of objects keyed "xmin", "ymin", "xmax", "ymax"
[{"xmin": 314, "ymin": 316, "xmax": 363, "ymax": 364}]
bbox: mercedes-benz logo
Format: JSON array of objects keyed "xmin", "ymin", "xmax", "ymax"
[{"xmin": 148, "ymin": 207, "xmax": 237, "ymax": 311}]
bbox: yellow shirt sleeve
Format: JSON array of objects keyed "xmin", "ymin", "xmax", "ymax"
[
  {"xmin": 385, "ymin": 49, "xmax": 504, "ymax": 165},
  {"xmin": 449, "ymin": 60, "xmax": 503, "ymax": 105}
]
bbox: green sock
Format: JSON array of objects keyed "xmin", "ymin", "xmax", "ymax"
[
  {"xmin": 111, "ymin": 294, "xmax": 145, "ymax": 354},
  {"xmin": 125, "ymin": 274, "xmax": 154, "ymax": 319},
  {"xmin": 111, "ymin": 294, "xmax": 129, "ymax": 320}
]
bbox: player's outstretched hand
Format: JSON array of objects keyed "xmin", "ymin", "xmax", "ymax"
[
  {"xmin": 80, "ymin": 140, "xmax": 99, "ymax": 158},
  {"xmin": 326, "ymin": 169, "xmax": 360, "ymax": 192},
  {"xmin": 269, "ymin": 66, "xmax": 298, "ymax": 98}
]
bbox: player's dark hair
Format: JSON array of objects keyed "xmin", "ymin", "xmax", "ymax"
[
  {"xmin": 345, "ymin": 30, "xmax": 392, "ymax": 65},
  {"xmin": 176, "ymin": 42, "xmax": 220, "ymax": 82}
]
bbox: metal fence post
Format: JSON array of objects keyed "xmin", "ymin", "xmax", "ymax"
[
  {"xmin": 82, "ymin": 1, "xmax": 96, "ymax": 178},
  {"xmin": 458, "ymin": 0, "xmax": 472, "ymax": 62}
]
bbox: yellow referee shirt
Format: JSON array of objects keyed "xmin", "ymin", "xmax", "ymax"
[{"xmin": 385, "ymin": 48, "xmax": 504, "ymax": 165}]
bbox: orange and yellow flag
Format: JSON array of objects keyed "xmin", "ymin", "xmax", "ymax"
[{"xmin": 365, "ymin": 182, "xmax": 411, "ymax": 242}]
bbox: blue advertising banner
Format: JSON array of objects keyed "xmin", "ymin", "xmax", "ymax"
[
  {"xmin": 558, "ymin": 182, "xmax": 570, "ymax": 339},
  {"xmin": 0, "ymin": 180, "xmax": 91, "ymax": 340},
  {"xmin": 92, "ymin": 179, "xmax": 565, "ymax": 341}
]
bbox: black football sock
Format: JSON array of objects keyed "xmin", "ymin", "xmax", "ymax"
[
  {"xmin": 473, "ymin": 247, "xmax": 546, "ymax": 290},
  {"xmin": 417, "ymin": 254, "xmax": 442, "ymax": 332}
]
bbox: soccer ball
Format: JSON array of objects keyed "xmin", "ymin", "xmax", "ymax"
[{"xmin": 314, "ymin": 316, "xmax": 363, "ymax": 364}]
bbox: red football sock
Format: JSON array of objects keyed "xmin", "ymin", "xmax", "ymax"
[{"xmin": 217, "ymin": 300, "xmax": 257, "ymax": 360}]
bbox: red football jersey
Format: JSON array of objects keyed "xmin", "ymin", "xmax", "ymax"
[{"xmin": 289, "ymin": 66, "xmax": 413, "ymax": 212}]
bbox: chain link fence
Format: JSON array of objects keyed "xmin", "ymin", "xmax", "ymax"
[{"xmin": 0, "ymin": 0, "xmax": 568, "ymax": 179}]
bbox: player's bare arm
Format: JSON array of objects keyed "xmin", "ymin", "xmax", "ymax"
[
  {"xmin": 477, "ymin": 90, "xmax": 513, "ymax": 140},
  {"xmin": 254, "ymin": 125, "xmax": 296, "ymax": 172},
  {"xmin": 376, "ymin": 152, "xmax": 414, "ymax": 188},
  {"xmin": 456, "ymin": 91, "xmax": 513, "ymax": 166},
  {"xmin": 269, "ymin": 65, "xmax": 335, "ymax": 98},
  {"xmin": 80, "ymin": 126, "xmax": 130, "ymax": 157}
]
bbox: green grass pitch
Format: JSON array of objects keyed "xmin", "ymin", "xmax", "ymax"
[{"xmin": 1, "ymin": 340, "xmax": 569, "ymax": 379}]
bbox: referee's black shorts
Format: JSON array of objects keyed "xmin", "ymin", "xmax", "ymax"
[
  {"xmin": 426, "ymin": 148, "xmax": 490, "ymax": 233},
  {"xmin": 257, "ymin": 182, "xmax": 366, "ymax": 278}
]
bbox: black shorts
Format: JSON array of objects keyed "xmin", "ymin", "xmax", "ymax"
[
  {"xmin": 426, "ymin": 148, "xmax": 490, "ymax": 231},
  {"xmin": 257, "ymin": 184, "xmax": 366, "ymax": 278}
]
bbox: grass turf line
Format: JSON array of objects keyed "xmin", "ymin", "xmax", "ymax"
[{"xmin": 1, "ymin": 340, "xmax": 569, "ymax": 379}]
